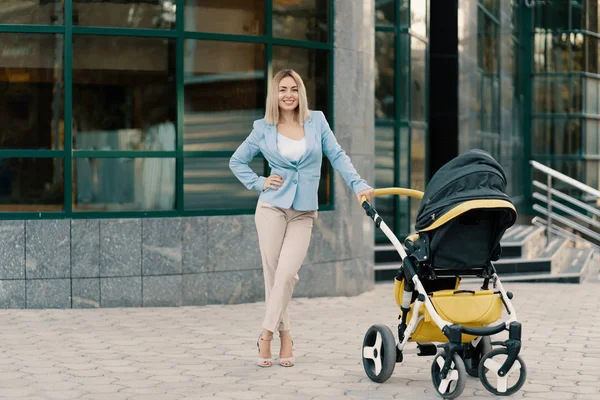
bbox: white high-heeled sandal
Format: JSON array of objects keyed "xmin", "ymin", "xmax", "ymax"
[
  {"xmin": 256, "ymin": 333, "xmax": 273, "ymax": 367},
  {"xmin": 279, "ymin": 331, "xmax": 295, "ymax": 367}
]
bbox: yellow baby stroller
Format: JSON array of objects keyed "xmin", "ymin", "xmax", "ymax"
[{"xmin": 360, "ymin": 150, "xmax": 526, "ymax": 399}]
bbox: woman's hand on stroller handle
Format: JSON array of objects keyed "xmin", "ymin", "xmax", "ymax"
[{"xmin": 357, "ymin": 188, "xmax": 375, "ymax": 205}]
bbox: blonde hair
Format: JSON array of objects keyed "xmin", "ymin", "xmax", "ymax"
[{"xmin": 264, "ymin": 69, "xmax": 310, "ymax": 125}]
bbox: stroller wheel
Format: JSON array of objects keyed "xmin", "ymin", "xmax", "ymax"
[
  {"xmin": 465, "ymin": 336, "xmax": 492, "ymax": 377},
  {"xmin": 361, "ymin": 324, "xmax": 396, "ymax": 383},
  {"xmin": 478, "ymin": 348, "xmax": 527, "ymax": 396},
  {"xmin": 430, "ymin": 351, "xmax": 466, "ymax": 399}
]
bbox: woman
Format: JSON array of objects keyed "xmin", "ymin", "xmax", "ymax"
[{"xmin": 229, "ymin": 69, "xmax": 374, "ymax": 368}]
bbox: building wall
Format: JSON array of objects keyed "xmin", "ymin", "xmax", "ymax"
[{"xmin": 0, "ymin": 0, "xmax": 376, "ymax": 309}]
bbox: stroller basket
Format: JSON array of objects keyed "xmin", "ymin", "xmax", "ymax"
[{"xmin": 393, "ymin": 277, "xmax": 503, "ymax": 343}]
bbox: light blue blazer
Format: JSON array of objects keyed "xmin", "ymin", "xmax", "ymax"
[{"xmin": 229, "ymin": 110, "xmax": 371, "ymax": 211}]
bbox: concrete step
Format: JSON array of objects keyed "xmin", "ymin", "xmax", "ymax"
[
  {"xmin": 482, "ymin": 248, "xmax": 596, "ymax": 284},
  {"xmin": 493, "ymin": 237, "xmax": 569, "ymax": 275},
  {"xmin": 499, "ymin": 225, "xmax": 546, "ymax": 259}
]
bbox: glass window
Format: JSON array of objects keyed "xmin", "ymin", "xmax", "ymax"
[
  {"xmin": 376, "ymin": 0, "xmax": 395, "ymax": 25},
  {"xmin": 0, "ymin": 158, "xmax": 64, "ymax": 212},
  {"xmin": 375, "ymin": 31, "xmax": 395, "ymax": 120},
  {"xmin": 586, "ymin": 120, "xmax": 598, "ymax": 155},
  {"xmin": 411, "ymin": 37, "xmax": 427, "ymax": 122},
  {"xmin": 0, "ymin": 1, "xmax": 62, "ymax": 25},
  {"xmin": 272, "ymin": 0, "xmax": 330, "ymax": 43},
  {"xmin": 375, "ymin": 126, "xmax": 395, "ymax": 237},
  {"xmin": 571, "ymin": 32, "xmax": 585, "ymax": 72},
  {"xmin": 183, "ymin": 40, "xmax": 265, "ymax": 152},
  {"xmin": 535, "ymin": 0, "xmax": 569, "ymax": 30},
  {"xmin": 72, "ymin": 36, "xmax": 176, "ymax": 151},
  {"xmin": 532, "ymin": 118, "xmax": 551, "ymax": 155},
  {"xmin": 0, "ymin": 33, "xmax": 63, "ymax": 150},
  {"xmin": 410, "ymin": 127, "xmax": 426, "ymax": 226},
  {"xmin": 399, "ymin": 33, "xmax": 410, "ymax": 121},
  {"xmin": 272, "ymin": 46, "xmax": 329, "ymax": 114},
  {"xmin": 185, "ymin": 157, "xmax": 264, "ymax": 210},
  {"xmin": 411, "ymin": 0, "xmax": 427, "ymax": 37},
  {"xmin": 184, "ymin": 0, "xmax": 265, "ymax": 36},
  {"xmin": 586, "ymin": 35, "xmax": 598, "ymax": 73},
  {"xmin": 73, "ymin": 0, "xmax": 176, "ymax": 29},
  {"xmin": 585, "ymin": 76, "xmax": 599, "ymax": 115},
  {"xmin": 74, "ymin": 157, "xmax": 175, "ymax": 211}
]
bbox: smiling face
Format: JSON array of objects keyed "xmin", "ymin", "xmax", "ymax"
[{"xmin": 278, "ymin": 75, "xmax": 299, "ymax": 112}]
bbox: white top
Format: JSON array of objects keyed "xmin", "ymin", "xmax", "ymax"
[{"xmin": 277, "ymin": 133, "xmax": 306, "ymax": 163}]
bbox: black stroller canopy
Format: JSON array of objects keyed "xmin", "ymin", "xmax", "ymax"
[{"xmin": 415, "ymin": 149, "xmax": 512, "ymax": 232}]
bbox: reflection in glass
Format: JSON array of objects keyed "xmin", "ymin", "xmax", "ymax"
[
  {"xmin": 376, "ymin": 0, "xmax": 395, "ymax": 25},
  {"xmin": 73, "ymin": 0, "xmax": 176, "ymax": 29},
  {"xmin": 533, "ymin": 33, "xmax": 570, "ymax": 73},
  {"xmin": 534, "ymin": 0, "xmax": 569, "ymax": 30},
  {"xmin": 375, "ymin": 126, "xmax": 395, "ymax": 240},
  {"xmin": 74, "ymin": 158, "xmax": 175, "ymax": 211},
  {"xmin": 184, "ymin": 0, "xmax": 265, "ymax": 35},
  {"xmin": 586, "ymin": 120, "xmax": 598, "ymax": 156},
  {"xmin": 411, "ymin": 37, "xmax": 427, "ymax": 122},
  {"xmin": 0, "ymin": 1, "xmax": 62, "ymax": 24},
  {"xmin": 399, "ymin": 0, "xmax": 410, "ymax": 26},
  {"xmin": 410, "ymin": 127, "xmax": 426, "ymax": 225},
  {"xmin": 184, "ymin": 41, "xmax": 265, "ymax": 152},
  {"xmin": 586, "ymin": 35, "xmax": 598, "ymax": 73},
  {"xmin": 375, "ymin": 32, "xmax": 395, "ymax": 120},
  {"xmin": 272, "ymin": 46, "xmax": 329, "ymax": 114},
  {"xmin": 571, "ymin": 32, "xmax": 585, "ymax": 72},
  {"xmin": 0, "ymin": 34, "xmax": 64, "ymax": 150},
  {"xmin": 479, "ymin": 11, "xmax": 498, "ymax": 74},
  {"xmin": 400, "ymin": 34, "xmax": 410, "ymax": 121},
  {"xmin": 186, "ymin": 158, "xmax": 264, "ymax": 210},
  {"xmin": 410, "ymin": 0, "xmax": 427, "ymax": 37},
  {"xmin": 0, "ymin": 158, "xmax": 63, "ymax": 212},
  {"xmin": 273, "ymin": 0, "xmax": 329, "ymax": 42},
  {"xmin": 72, "ymin": 36, "xmax": 176, "ymax": 151}
]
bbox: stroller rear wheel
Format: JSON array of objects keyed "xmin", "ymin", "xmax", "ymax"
[
  {"xmin": 478, "ymin": 348, "xmax": 527, "ymax": 396},
  {"xmin": 430, "ymin": 351, "xmax": 467, "ymax": 399},
  {"xmin": 465, "ymin": 336, "xmax": 492, "ymax": 377},
  {"xmin": 361, "ymin": 324, "xmax": 396, "ymax": 383}
]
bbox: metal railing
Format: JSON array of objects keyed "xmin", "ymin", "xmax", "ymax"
[{"xmin": 530, "ymin": 160, "xmax": 600, "ymax": 253}]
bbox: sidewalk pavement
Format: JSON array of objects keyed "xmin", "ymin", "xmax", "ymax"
[{"xmin": 0, "ymin": 281, "xmax": 599, "ymax": 400}]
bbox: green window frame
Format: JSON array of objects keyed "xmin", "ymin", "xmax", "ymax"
[{"xmin": 0, "ymin": 0, "xmax": 336, "ymax": 219}]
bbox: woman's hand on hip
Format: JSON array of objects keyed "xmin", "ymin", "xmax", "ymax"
[
  {"xmin": 263, "ymin": 175, "xmax": 284, "ymax": 191},
  {"xmin": 357, "ymin": 188, "xmax": 375, "ymax": 204}
]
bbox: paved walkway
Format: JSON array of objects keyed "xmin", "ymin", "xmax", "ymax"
[{"xmin": 0, "ymin": 280, "xmax": 599, "ymax": 400}]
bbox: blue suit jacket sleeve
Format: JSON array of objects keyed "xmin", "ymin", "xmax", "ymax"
[
  {"xmin": 318, "ymin": 111, "xmax": 372, "ymax": 195},
  {"xmin": 229, "ymin": 121, "xmax": 267, "ymax": 192}
]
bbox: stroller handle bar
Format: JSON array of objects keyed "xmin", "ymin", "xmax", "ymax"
[{"xmin": 360, "ymin": 187, "xmax": 424, "ymax": 204}]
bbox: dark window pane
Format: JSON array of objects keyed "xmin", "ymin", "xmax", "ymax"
[
  {"xmin": 398, "ymin": 127, "xmax": 410, "ymax": 233},
  {"xmin": 376, "ymin": 0, "xmax": 395, "ymax": 25},
  {"xmin": 74, "ymin": 157, "xmax": 175, "ymax": 211},
  {"xmin": 572, "ymin": 0, "xmax": 584, "ymax": 30},
  {"xmin": 586, "ymin": 35, "xmax": 598, "ymax": 73},
  {"xmin": 400, "ymin": 33, "xmax": 410, "ymax": 121},
  {"xmin": 375, "ymin": 31, "xmax": 395, "ymax": 120},
  {"xmin": 411, "ymin": 0, "xmax": 427, "ymax": 37},
  {"xmin": 535, "ymin": 0, "xmax": 570, "ymax": 30},
  {"xmin": 410, "ymin": 127, "xmax": 426, "ymax": 225},
  {"xmin": 73, "ymin": 0, "xmax": 176, "ymax": 29},
  {"xmin": 399, "ymin": 0, "xmax": 410, "ymax": 26},
  {"xmin": 273, "ymin": 0, "xmax": 329, "ymax": 42},
  {"xmin": 0, "ymin": 158, "xmax": 63, "ymax": 212},
  {"xmin": 0, "ymin": 33, "xmax": 63, "ymax": 150},
  {"xmin": 532, "ymin": 119, "xmax": 551, "ymax": 155},
  {"xmin": 411, "ymin": 36, "xmax": 427, "ymax": 122},
  {"xmin": 184, "ymin": 41, "xmax": 265, "ymax": 152},
  {"xmin": 72, "ymin": 36, "xmax": 176, "ymax": 151},
  {"xmin": 0, "ymin": 1, "xmax": 62, "ymax": 24},
  {"xmin": 479, "ymin": 13, "xmax": 499, "ymax": 74},
  {"xmin": 571, "ymin": 32, "xmax": 585, "ymax": 72},
  {"xmin": 185, "ymin": 157, "xmax": 264, "ymax": 210},
  {"xmin": 272, "ymin": 46, "xmax": 329, "ymax": 115},
  {"xmin": 184, "ymin": 0, "xmax": 265, "ymax": 35},
  {"xmin": 375, "ymin": 126, "xmax": 395, "ymax": 240}
]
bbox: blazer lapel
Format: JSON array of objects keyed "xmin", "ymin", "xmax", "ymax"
[{"xmin": 298, "ymin": 117, "xmax": 316, "ymax": 165}]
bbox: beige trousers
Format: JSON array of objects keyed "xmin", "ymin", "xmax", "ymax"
[{"xmin": 255, "ymin": 200, "xmax": 317, "ymax": 333}]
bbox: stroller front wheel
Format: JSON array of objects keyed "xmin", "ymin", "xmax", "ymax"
[
  {"xmin": 361, "ymin": 324, "xmax": 396, "ymax": 383},
  {"xmin": 478, "ymin": 348, "xmax": 527, "ymax": 396},
  {"xmin": 430, "ymin": 351, "xmax": 467, "ymax": 399}
]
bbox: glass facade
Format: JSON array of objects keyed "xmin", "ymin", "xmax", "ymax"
[
  {"xmin": 375, "ymin": 0, "xmax": 429, "ymax": 241},
  {"xmin": 0, "ymin": 0, "xmax": 333, "ymax": 217},
  {"xmin": 532, "ymin": 0, "xmax": 599, "ymax": 193}
]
